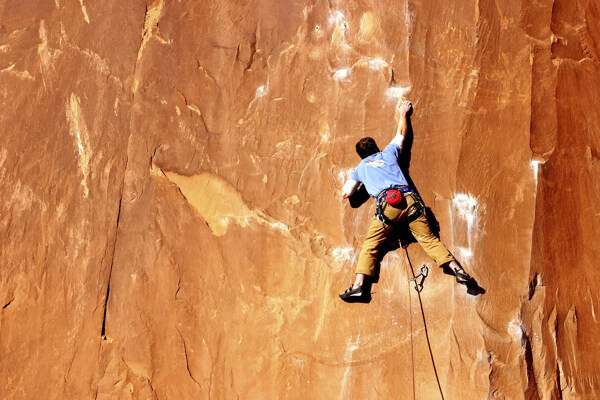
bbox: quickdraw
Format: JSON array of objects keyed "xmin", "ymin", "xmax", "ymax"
[{"xmin": 408, "ymin": 264, "xmax": 429, "ymax": 293}]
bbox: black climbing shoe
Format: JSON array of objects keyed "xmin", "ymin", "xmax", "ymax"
[
  {"xmin": 339, "ymin": 284, "xmax": 364, "ymax": 300},
  {"xmin": 454, "ymin": 269, "xmax": 473, "ymax": 284}
]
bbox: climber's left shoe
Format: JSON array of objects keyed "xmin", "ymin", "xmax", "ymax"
[
  {"xmin": 339, "ymin": 284, "xmax": 364, "ymax": 300},
  {"xmin": 454, "ymin": 269, "xmax": 473, "ymax": 284}
]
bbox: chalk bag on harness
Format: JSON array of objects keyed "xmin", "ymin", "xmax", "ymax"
[
  {"xmin": 376, "ymin": 189, "xmax": 403, "ymax": 226},
  {"xmin": 385, "ymin": 189, "xmax": 403, "ymax": 206}
]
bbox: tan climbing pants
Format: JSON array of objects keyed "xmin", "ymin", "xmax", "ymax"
[{"xmin": 355, "ymin": 193, "xmax": 455, "ymax": 276}]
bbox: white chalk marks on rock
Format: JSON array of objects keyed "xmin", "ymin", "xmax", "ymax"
[
  {"xmin": 65, "ymin": 93, "xmax": 92, "ymax": 197},
  {"xmin": 450, "ymin": 193, "xmax": 479, "ymax": 264}
]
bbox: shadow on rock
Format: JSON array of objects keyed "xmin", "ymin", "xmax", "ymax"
[
  {"xmin": 349, "ymin": 184, "xmax": 370, "ymax": 208},
  {"xmin": 465, "ymin": 279, "xmax": 486, "ymax": 296}
]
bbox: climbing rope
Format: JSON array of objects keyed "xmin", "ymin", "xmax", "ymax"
[
  {"xmin": 404, "ymin": 247, "xmax": 445, "ymax": 400},
  {"xmin": 407, "ymin": 266, "xmax": 416, "ymax": 400}
]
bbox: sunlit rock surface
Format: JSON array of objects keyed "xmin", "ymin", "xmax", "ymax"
[{"xmin": 1, "ymin": 0, "xmax": 600, "ymax": 398}]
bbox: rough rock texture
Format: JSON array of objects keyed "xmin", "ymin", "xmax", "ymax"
[{"xmin": 1, "ymin": 0, "xmax": 600, "ymax": 399}]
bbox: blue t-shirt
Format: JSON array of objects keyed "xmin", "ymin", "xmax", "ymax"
[{"xmin": 350, "ymin": 143, "xmax": 408, "ymax": 198}]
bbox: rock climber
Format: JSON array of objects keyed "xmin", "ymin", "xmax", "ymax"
[{"xmin": 339, "ymin": 100, "xmax": 472, "ymax": 300}]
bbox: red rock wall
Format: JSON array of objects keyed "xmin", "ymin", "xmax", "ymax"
[{"xmin": 1, "ymin": 0, "xmax": 599, "ymax": 399}]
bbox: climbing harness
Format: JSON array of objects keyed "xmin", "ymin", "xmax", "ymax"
[
  {"xmin": 404, "ymin": 248, "xmax": 445, "ymax": 400},
  {"xmin": 375, "ymin": 187, "xmax": 425, "ymax": 227}
]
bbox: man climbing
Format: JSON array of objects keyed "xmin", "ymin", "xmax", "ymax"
[{"xmin": 339, "ymin": 100, "xmax": 472, "ymax": 300}]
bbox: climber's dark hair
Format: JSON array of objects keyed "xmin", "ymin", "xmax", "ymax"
[{"xmin": 356, "ymin": 137, "xmax": 380, "ymax": 159}]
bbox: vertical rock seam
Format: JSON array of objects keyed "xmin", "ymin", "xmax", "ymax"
[
  {"xmin": 176, "ymin": 328, "xmax": 201, "ymax": 386},
  {"xmin": 101, "ymin": 196, "xmax": 122, "ymax": 338}
]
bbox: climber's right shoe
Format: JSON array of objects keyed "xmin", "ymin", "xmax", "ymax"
[{"xmin": 339, "ymin": 284, "xmax": 364, "ymax": 300}]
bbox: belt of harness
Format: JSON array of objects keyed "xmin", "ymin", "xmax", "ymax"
[{"xmin": 375, "ymin": 187, "xmax": 425, "ymax": 227}]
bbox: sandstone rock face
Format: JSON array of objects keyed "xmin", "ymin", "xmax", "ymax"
[{"xmin": 1, "ymin": 0, "xmax": 600, "ymax": 399}]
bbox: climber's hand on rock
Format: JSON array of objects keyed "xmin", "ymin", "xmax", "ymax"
[{"xmin": 396, "ymin": 100, "xmax": 412, "ymax": 116}]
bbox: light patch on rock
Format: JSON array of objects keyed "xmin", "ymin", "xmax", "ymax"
[
  {"xmin": 78, "ymin": 0, "xmax": 90, "ymax": 23},
  {"xmin": 453, "ymin": 193, "xmax": 478, "ymax": 226},
  {"xmin": 385, "ymin": 86, "xmax": 412, "ymax": 100},
  {"xmin": 133, "ymin": 0, "xmax": 169, "ymax": 93},
  {"xmin": 239, "ymin": 82, "xmax": 270, "ymax": 123},
  {"xmin": 175, "ymin": 105, "xmax": 181, "ymax": 116},
  {"xmin": 65, "ymin": 93, "xmax": 92, "ymax": 197},
  {"xmin": 320, "ymin": 123, "xmax": 330, "ymax": 142},
  {"xmin": 530, "ymin": 159, "xmax": 544, "ymax": 187},
  {"xmin": 275, "ymin": 139, "xmax": 291, "ymax": 150},
  {"xmin": 313, "ymin": 273, "xmax": 331, "ymax": 341},
  {"xmin": 339, "ymin": 334, "xmax": 360, "ymax": 400},
  {"xmin": 7, "ymin": 180, "xmax": 43, "ymax": 215},
  {"xmin": 332, "ymin": 57, "xmax": 391, "ymax": 82},
  {"xmin": 333, "ymin": 68, "xmax": 350, "ymax": 80},
  {"xmin": 160, "ymin": 169, "xmax": 289, "ymax": 236},
  {"xmin": 256, "ymin": 85, "xmax": 268, "ymax": 98},
  {"xmin": 0, "ymin": 148, "xmax": 7, "ymax": 175},
  {"xmin": 56, "ymin": 202, "xmax": 66, "ymax": 220},
  {"xmin": 1, "ymin": 63, "xmax": 34, "ymax": 80},
  {"xmin": 458, "ymin": 246, "xmax": 473, "ymax": 260},
  {"xmin": 186, "ymin": 103, "xmax": 202, "ymax": 116},
  {"xmin": 284, "ymin": 195, "xmax": 300, "ymax": 205},
  {"xmin": 113, "ymin": 97, "xmax": 119, "ymax": 115},
  {"xmin": 328, "ymin": 10, "xmax": 345, "ymax": 25},
  {"xmin": 309, "ymin": 47, "xmax": 323, "ymax": 60},
  {"xmin": 404, "ymin": 6, "xmax": 416, "ymax": 32},
  {"xmin": 38, "ymin": 21, "xmax": 51, "ymax": 76},
  {"xmin": 332, "ymin": 247, "xmax": 354, "ymax": 263},
  {"xmin": 267, "ymin": 221, "xmax": 289, "ymax": 231},
  {"xmin": 358, "ymin": 12, "xmax": 376, "ymax": 36},
  {"xmin": 251, "ymin": 284, "xmax": 263, "ymax": 293},
  {"xmin": 450, "ymin": 193, "xmax": 479, "ymax": 264},
  {"xmin": 337, "ymin": 168, "xmax": 354, "ymax": 184},
  {"xmin": 508, "ymin": 318, "xmax": 523, "ymax": 339},
  {"xmin": 367, "ymin": 58, "xmax": 388, "ymax": 70},
  {"xmin": 262, "ymin": 174, "xmax": 268, "ymax": 183}
]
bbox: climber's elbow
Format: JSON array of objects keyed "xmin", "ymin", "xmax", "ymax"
[{"xmin": 342, "ymin": 179, "xmax": 359, "ymax": 198}]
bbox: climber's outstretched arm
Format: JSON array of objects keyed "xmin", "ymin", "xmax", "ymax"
[{"xmin": 390, "ymin": 100, "xmax": 412, "ymax": 149}]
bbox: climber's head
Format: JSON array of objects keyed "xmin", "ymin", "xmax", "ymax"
[{"xmin": 355, "ymin": 137, "xmax": 380, "ymax": 159}]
